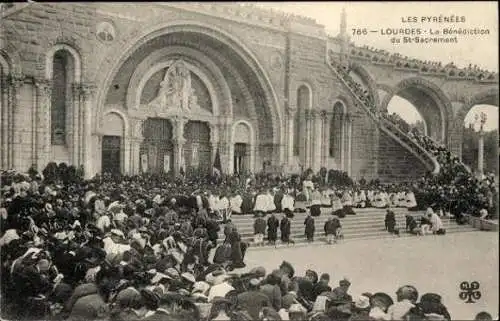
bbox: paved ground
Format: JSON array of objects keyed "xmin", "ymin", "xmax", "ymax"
[{"xmin": 239, "ymin": 232, "xmax": 499, "ymax": 320}]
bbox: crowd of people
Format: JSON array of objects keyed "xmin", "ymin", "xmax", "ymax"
[
  {"xmin": 0, "ymin": 165, "xmax": 496, "ymax": 321},
  {"xmin": 354, "ymin": 45, "xmax": 498, "ymax": 80}
]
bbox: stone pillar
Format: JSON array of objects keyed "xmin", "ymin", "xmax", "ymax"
[
  {"xmin": 312, "ymin": 110, "xmax": 322, "ymax": 172},
  {"xmin": 9, "ymin": 76, "xmax": 23, "ymax": 168},
  {"xmin": 321, "ymin": 111, "xmax": 332, "ymax": 168},
  {"xmin": 339, "ymin": 113, "xmax": 345, "ymax": 171},
  {"xmin": 209, "ymin": 123, "xmax": 219, "ymax": 165},
  {"xmin": 346, "ymin": 114, "xmax": 353, "ymax": 176},
  {"xmin": 478, "ymin": 131, "xmax": 484, "ymax": 177},
  {"xmin": 34, "ymin": 80, "xmax": 52, "ymax": 171},
  {"xmin": 221, "ymin": 119, "xmax": 232, "ymax": 174},
  {"xmin": 304, "ymin": 109, "xmax": 311, "ymax": 169},
  {"xmin": 71, "ymin": 83, "xmax": 81, "ymax": 166},
  {"xmin": 1, "ymin": 74, "xmax": 9, "ymax": 169},
  {"xmin": 172, "ymin": 116, "xmax": 187, "ymax": 176},
  {"xmin": 287, "ymin": 107, "xmax": 297, "ymax": 165},
  {"xmin": 130, "ymin": 119, "xmax": 143, "ymax": 175},
  {"xmin": 79, "ymin": 83, "xmax": 97, "ymax": 179}
]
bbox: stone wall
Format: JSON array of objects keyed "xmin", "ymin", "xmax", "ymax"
[{"xmin": 377, "ymin": 131, "xmax": 427, "ymax": 183}]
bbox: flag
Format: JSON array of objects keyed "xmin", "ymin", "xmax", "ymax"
[{"xmin": 213, "ymin": 147, "xmax": 222, "ymax": 175}]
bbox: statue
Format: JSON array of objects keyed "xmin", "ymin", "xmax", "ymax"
[{"xmin": 148, "ymin": 60, "xmax": 198, "ymax": 113}]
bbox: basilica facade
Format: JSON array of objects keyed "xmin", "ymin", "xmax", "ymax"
[{"xmin": 3, "ymin": 3, "xmax": 469, "ymax": 182}]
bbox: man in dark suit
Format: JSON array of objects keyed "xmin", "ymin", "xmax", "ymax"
[
  {"xmin": 280, "ymin": 214, "xmax": 293, "ymax": 245},
  {"xmin": 267, "ymin": 213, "xmax": 279, "ymax": 246}
]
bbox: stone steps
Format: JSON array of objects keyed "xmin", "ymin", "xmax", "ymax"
[{"xmin": 216, "ymin": 207, "xmax": 477, "ymax": 249}]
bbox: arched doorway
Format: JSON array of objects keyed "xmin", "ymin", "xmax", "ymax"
[
  {"xmin": 184, "ymin": 121, "xmax": 211, "ymax": 174},
  {"xmin": 232, "ymin": 121, "xmax": 254, "ymax": 174},
  {"xmin": 140, "ymin": 118, "xmax": 173, "ymax": 174},
  {"xmin": 101, "ymin": 112, "xmax": 125, "ymax": 175}
]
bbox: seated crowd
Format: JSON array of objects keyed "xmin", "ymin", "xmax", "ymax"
[
  {"xmin": 1, "ymin": 157, "xmax": 497, "ymax": 321},
  {"xmin": 355, "ymin": 45, "xmax": 498, "ymax": 79}
]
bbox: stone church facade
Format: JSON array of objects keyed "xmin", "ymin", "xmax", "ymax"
[{"xmin": 2, "ymin": 3, "xmax": 495, "ymax": 181}]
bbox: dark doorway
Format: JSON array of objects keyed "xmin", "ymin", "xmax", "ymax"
[
  {"xmin": 234, "ymin": 143, "xmax": 248, "ymax": 174},
  {"xmin": 102, "ymin": 135, "xmax": 121, "ymax": 175},
  {"xmin": 141, "ymin": 118, "xmax": 173, "ymax": 174}
]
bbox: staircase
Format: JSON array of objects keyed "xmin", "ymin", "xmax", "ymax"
[
  {"xmin": 326, "ymin": 53, "xmax": 440, "ymax": 175},
  {"xmin": 220, "ymin": 207, "xmax": 477, "ymax": 249}
]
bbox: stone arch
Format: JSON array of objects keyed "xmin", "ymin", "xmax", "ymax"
[
  {"xmin": 126, "ymin": 46, "xmax": 230, "ymax": 118},
  {"xmin": 102, "ymin": 109, "xmax": 129, "ymax": 137},
  {"xmin": 45, "ymin": 43, "xmax": 82, "ymax": 82},
  {"xmin": 380, "ymin": 77, "xmax": 453, "ymax": 142},
  {"xmin": 230, "ymin": 119, "xmax": 255, "ymax": 173},
  {"xmin": 455, "ymin": 88, "xmax": 499, "ymax": 125},
  {"xmin": 349, "ymin": 61, "xmax": 380, "ymax": 107},
  {"xmin": 95, "ymin": 20, "xmax": 283, "ymax": 162},
  {"xmin": 0, "ymin": 44, "xmax": 22, "ymax": 75},
  {"xmin": 451, "ymin": 88, "xmax": 499, "ymax": 160}
]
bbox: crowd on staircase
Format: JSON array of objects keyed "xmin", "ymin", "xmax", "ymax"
[{"xmin": 328, "ymin": 55, "xmax": 498, "ymax": 221}]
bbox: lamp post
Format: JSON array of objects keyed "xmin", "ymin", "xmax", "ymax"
[{"xmin": 473, "ymin": 112, "xmax": 487, "ymax": 178}]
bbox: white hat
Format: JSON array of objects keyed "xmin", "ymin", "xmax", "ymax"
[
  {"xmin": 354, "ymin": 295, "xmax": 370, "ymax": 309},
  {"xmin": 289, "ymin": 304, "xmax": 307, "ymax": 314},
  {"xmin": 181, "ymin": 272, "xmax": 196, "ymax": 284},
  {"xmin": 110, "ymin": 229, "xmax": 125, "ymax": 238},
  {"xmin": 192, "ymin": 281, "xmax": 210, "ymax": 294}
]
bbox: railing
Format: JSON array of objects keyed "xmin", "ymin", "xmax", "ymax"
[{"xmin": 326, "ymin": 55, "xmax": 440, "ymax": 175}]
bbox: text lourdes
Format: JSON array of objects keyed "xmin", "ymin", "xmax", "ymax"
[{"xmin": 401, "ymin": 15, "xmax": 466, "ymax": 23}]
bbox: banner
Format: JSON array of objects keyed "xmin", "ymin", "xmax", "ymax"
[
  {"xmin": 191, "ymin": 144, "xmax": 199, "ymax": 168},
  {"xmin": 140, "ymin": 154, "xmax": 148, "ymax": 173},
  {"xmin": 163, "ymin": 153, "xmax": 170, "ymax": 173}
]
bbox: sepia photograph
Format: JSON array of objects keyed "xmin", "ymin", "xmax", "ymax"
[{"xmin": 0, "ymin": 2, "xmax": 498, "ymax": 320}]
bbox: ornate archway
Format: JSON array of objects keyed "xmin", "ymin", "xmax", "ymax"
[
  {"xmin": 92, "ymin": 22, "xmax": 281, "ymax": 175},
  {"xmin": 380, "ymin": 77, "xmax": 453, "ymax": 142},
  {"xmin": 94, "ymin": 21, "xmax": 282, "ymax": 157}
]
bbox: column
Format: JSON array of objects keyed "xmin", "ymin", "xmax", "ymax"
[
  {"xmin": 9, "ymin": 76, "xmax": 23, "ymax": 168},
  {"xmin": 71, "ymin": 83, "xmax": 81, "ymax": 166},
  {"xmin": 286, "ymin": 107, "xmax": 297, "ymax": 166},
  {"xmin": 347, "ymin": 114, "xmax": 353, "ymax": 176},
  {"xmin": 313, "ymin": 110, "xmax": 323, "ymax": 171},
  {"xmin": 209, "ymin": 123, "xmax": 219, "ymax": 165},
  {"xmin": 79, "ymin": 83, "xmax": 97, "ymax": 179},
  {"xmin": 478, "ymin": 131, "xmax": 484, "ymax": 177},
  {"xmin": 130, "ymin": 119, "xmax": 143, "ymax": 175},
  {"xmin": 320, "ymin": 111, "xmax": 331, "ymax": 168},
  {"xmin": 339, "ymin": 113, "xmax": 345, "ymax": 171},
  {"xmin": 304, "ymin": 109, "xmax": 311, "ymax": 169},
  {"xmin": 221, "ymin": 119, "xmax": 232, "ymax": 174},
  {"xmin": 34, "ymin": 79, "xmax": 52, "ymax": 171},
  {"xmin": 172, "ymin": 116, "xmax": 187, "ymax": 176},
  {"xmin": 1, "ymin": 75, "xmax": 9, "ymax": 169}
]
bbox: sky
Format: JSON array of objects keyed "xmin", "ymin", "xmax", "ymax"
[{"xmin": 257, "ymin": 2, "xmax": 499, "ymax": 131}]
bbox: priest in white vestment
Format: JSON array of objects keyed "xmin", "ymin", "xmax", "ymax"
[
  {"xmin": 253, "ymin": 190, "xmax": 269, "ymax": 213},
  {"xmin": 405, "ymin": 191, "xmax": 418, "ymax": 209},
  {"xmin": 230, "ymin": 192, "xmax": 243, "ymax": 214},
  {"xmin": 281, "ymin": 191, "xmax": 295, "ymax": 212}
]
